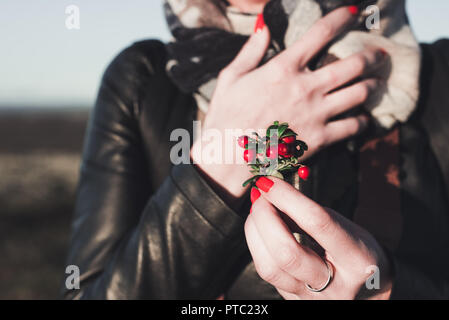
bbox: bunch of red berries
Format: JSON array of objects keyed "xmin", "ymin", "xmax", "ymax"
[{"xmin": 238, "ymin": 121, "xmax": 310, "ymax": 187}]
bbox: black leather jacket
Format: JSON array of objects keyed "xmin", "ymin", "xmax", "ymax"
[{"xmin": 63, "ymin": 39, "xmax": 449, "ymax": 299}]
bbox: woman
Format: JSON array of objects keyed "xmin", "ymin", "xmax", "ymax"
[{"xmin": 63, "ymin": 0, "xmax": 449, "ymax": 299}]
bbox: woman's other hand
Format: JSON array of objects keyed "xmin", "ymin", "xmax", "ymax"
[{"xmin": 192, "ymin": 6, "xmax": 387, "ymax": 199}]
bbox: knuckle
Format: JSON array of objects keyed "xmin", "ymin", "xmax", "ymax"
[
  {"xmin": 256, "ymin": 263, "xmax": 280, "ymax": 284},
  {"xmin": 277, "ymin": 246, "xmax": 301, "ymax": 271},
  {"xmin": 311, "ymin": 131, "xmax": 326, "ymax": 150},
  {"xmin": 308, "ymin": 211, "xmax": 333, "ymax": 235},
  {"xmin": 355, "ymin": 244, "xmax": 378, "ymax": 267},
  {"xmin": 269, "ymin": 59, "xmax": 291, "ymax": 77},
  {"xmin": 299, "ymin": 75, "xmax": 316, "ymax": 95},
  {"xmin": 290, "ymin": 81, "xmax": 309, "ymax": 101},
  {"xmin": 351, "ymin": 55, "xmax": 368, "ymax": 75},
  {"xmin": 351, "ymin": 257, "xmax": 374, "ymax": 278}
]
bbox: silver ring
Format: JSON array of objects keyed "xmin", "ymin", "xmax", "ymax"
[{"xmin": 305, "ymin": 260, "xmax": 334, "ymax": 293}]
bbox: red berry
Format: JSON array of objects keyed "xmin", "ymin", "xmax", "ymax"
[
  {"xmin": 266, "ymin": 146, "xmax": 277, "ymax": 159},
  {"xmin": 238, "ymin": 136, "xmax": 249, "ymax": 148},
  {"xmin": 278, "ymin": 143, "xmax": 293, "ymax": 157},
  {"xmin": 282, "ymin": 136, "xmax": 296, "ymax": 144},
  {"xmin": 266, "ymin": 143, "xmax": 294, "ymax": 159},
  {"xmin": 298, "ymin": 166, "xmax": 310, "ymax": 181},
  {"xmin": 244, "ymin": 149, "xmax": 256, "ymax": 163}
]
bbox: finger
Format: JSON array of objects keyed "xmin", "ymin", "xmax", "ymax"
[
  {"xmin": 324, "ymin": 79, "xmax": 379, "ymax": 119},
  {"xmin": 324, "ymin": 114, "xmax": 370, "ymax": 145},
  {"xmin": 314, "ymin": 49, "xmax": 386, "ymax": 94},
  {"xmin": 277, "ymin": 288, "xmax": 313, "ymax": 300},
  {"xmin": 276, "ymin": 288, "xmax": 296, "ymax": 300},
  {"xmin": 251, "ymin": 196, "xmax": 330, "ymax": 290},
  {"xmin": 223, "ymin": 26, "xmax": 270, "ymax": 78},
  {"xmin": 255, "ymin": 176, "xmax": 362, "ymax": 262},
  {"xmin": 277, "ymin": 6, "xmax": 358, "ymax": 69},
  {"xmin": 245, "ymin": 215, "xmax": 304, "ymax": 294}
]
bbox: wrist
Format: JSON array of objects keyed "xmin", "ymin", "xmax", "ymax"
[{"xmin": 191, "ymin": 141, "xmax": 251, "ymax": 199}]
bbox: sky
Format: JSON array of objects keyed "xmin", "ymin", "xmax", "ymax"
[{"xmin": 1, "ymin": 0, "xmax": 449, "ymax": 108}]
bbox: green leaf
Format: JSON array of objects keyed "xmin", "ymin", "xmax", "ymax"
[
  {"xmin": 280, "ymin": 165, "xmax": 294, "ymax": 171},
  {"xmin": 277, "ymin": 124, "xmax": 289, "ymax": 137},
  {"xmin": 280, "ymin": 129, "xmax": 298, "ymax": 139},
  {"xmin": 271, "ymin": 171, "xmax": 284, "ymax": 180},
  {"xmin": 266, "ymin": 125, "xmax": 278, "ymax": 137},
  {"xmin": 242, "ymin": 176, "xmax": 256, "ymax": 187}
]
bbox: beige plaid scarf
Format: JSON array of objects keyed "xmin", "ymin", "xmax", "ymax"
[{"xmin": 165, "ymin": 0, "xmax": 421, "ymax": 129}]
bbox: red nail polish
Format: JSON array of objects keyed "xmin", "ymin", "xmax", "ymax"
[
  {"xmin": 348, "ymin": 5, "xmax": 359, "ymax": 16},
  {"xmin": 254, "ymin": 13, "xmax": 265, "ymax": 33},
  {"xmin": 379, "ymin": 48, "xmax": 388, "ymax": 57},
  {"xmin": 250, "ymin": 187, "xmax": 261, "ymax": 203},
  {"xmin": 255, "ymin": 177, "xmax": 274, "ymax": 193}
]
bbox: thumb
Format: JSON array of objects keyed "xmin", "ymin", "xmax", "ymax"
[{"xmin": 225, "ymin": 25, "xmax": 271, "ymax": 77}]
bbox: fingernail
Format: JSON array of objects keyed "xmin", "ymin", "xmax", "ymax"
[
  {"xmin": 379, "ymin": 48, "xmax": 388, "ymax": 59},
  {"xmin": 250, "ymin": 205, "xmax": 253, "ymax": 214},
  {"xmin": 348, "ymin": 5, "xmax": 359, "ymax": 16},
  {"xmin": 250, "ymin": 187, "xmax": 261, "ymax": 203},
  {"xmin": 254, "ymin": 13, "xmax": 265, "ymax": 33},
  {"xmin": 255, "ymin": 176, "xmax": 274, "ymax": 193}
]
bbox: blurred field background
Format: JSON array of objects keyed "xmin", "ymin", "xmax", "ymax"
[
  {"xmin": 0, "ymin": 109, "xmax": 88, "ymax": 298},
  {"xmin": 1, "ymin": 1, "xmax": 449, "ymax": 299}
]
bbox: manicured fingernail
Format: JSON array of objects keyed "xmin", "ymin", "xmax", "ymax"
[
  {"xmin": 255, "ymin": 176, "xmax": 274, "ymax": 193},
  {"xmin": 254, "ymin": 13, "xmax": 265, "ymax": 33},
  {"xmin": 374, "ymin": 49, "xmax": 388, "ymax": 63},
  {"xmin": 348, "ymin": 5, "xmax": 359, "ymax": 16},
  {"xmin": 250, "ymin": 187, "xmax": 261, "ymax": 203}
]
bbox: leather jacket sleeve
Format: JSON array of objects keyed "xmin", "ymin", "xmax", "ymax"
[{"xmin": 62, "ymin": 41, "xmax": 248, "ymax": 299}]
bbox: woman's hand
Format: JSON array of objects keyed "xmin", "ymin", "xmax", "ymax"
[
  {"xmin": 245, "ymin": 177, "xmax": 393, "ymax": 300},
  {"xmin": 192, "ymin": 6, "xmax": 387, "ymax": 199}
]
